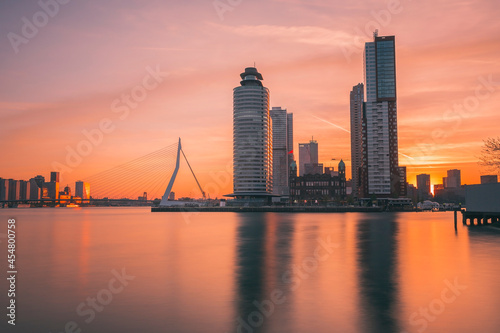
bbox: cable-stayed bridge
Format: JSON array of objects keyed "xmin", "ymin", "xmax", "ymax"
[
  {"xmin": 82, "ymin": 142, "xmax": 178, "ymax": 201},
  {"xmin": 0, "ymin": 138, "xmax": 205, "ymax": 207}
]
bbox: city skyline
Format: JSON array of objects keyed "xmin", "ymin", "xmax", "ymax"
[
  {"xmin": 2, "ymin": 3, "xmax": 500, "ymax": 333},
  {"xmin": 1, "ymin": 1, "xmax": 499, "ymax": 198}
]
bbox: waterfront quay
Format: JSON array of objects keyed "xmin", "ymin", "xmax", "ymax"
[{"xmin": 152, "ymin": 206, "xmax": 383, "ymax": 213}]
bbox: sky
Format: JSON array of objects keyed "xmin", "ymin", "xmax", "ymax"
[{"xmin": 1, "ymin": 0, "xmax": 499, "ymax": 198}]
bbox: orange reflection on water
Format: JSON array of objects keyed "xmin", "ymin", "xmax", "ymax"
[{"xmin": 398, "ymin": 212, "xmax": 472, "ymax": 332}]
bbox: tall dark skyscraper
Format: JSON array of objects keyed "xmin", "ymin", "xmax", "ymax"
[
  {"xmin": 350, "ymin": 83, "xmax": 364, "ymax": 198},
  {"xmin": 231, "ymin": 67, "xmax": 273, "ymax": 197},
  {"xmin": 270, "ymin": 107, "xmax": 293, "ymax": 197},
  {"xmin": 361, "ymin": 32, "xmax": 404, "ymax": 197}
]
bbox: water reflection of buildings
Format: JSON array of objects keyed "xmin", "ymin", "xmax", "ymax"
[
  {"xmin": 356, "ymin": 213, "xmax": 400, "ymax": 333},
  {"xmin": 233, "ymin": 213, "xmax": 295, "ymax": 333}
]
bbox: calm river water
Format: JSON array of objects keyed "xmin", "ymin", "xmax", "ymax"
[{"xmin": 1, "ymin": 208, "xmax": 499, "ymax": 333}]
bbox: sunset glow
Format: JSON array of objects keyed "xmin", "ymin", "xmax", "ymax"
[{"xmin": 1, "ymin": 0, "xmax": 499, "ymax": 198}]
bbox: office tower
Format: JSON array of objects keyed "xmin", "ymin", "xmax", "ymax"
[
  {"xmin": 362, "ymin": 32, "xmax": 401, "ymax": 197},
  {"xmin": 446, "ymin": 169, "xmax": 461, "ymax": 188},
  {"xmin": 287, "ymin": 113, "xmax": 294, "ymax": 166},
  {"xmin": 416, "ymin": 174, "xmax": 431, "ymax": 200},
  {"xmin": 75, "ymin": 181, "xmax": 91, "ymax": 199},
  {"xmin": 299, "ymin": 139, "xmax": 318, "ymax": 176},
  {"xmin": 270, "ymin": 107, "xmax": 290, "ymax": 196},
  {"xmin": 350, "ymin": 83, "xmax": 364, "ymax": 198},
  {"xmin": 481, "ymin": 175, "xmax": 498, "ymax": 184},
  {"xmin": 231, "ymin": 67, "xmax": 273, "ymax": 197}
]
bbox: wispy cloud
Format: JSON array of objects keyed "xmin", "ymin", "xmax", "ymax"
[
  {"xmin": 312, "ymin": 115, "xmax": 351, "ymax": 133},
  {"xmin": 212, "ymin": 23, "xmax": 355, "ymax": 47}
]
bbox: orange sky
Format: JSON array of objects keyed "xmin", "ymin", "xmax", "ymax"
[{"xmin": 1, "ymin": 0, "xmax": 499, "ymax": 198}]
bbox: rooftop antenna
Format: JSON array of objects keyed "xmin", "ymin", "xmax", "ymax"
[
  {"xmin": 254, "ymin": 61, "xmax": 256, "ymax": 68},
  {"xmin": 374, "ymin": 29, "xmax": 378, "ymax": 38}
]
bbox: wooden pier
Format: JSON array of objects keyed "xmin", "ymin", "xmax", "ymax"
[
  {"xmin": 459, "ymin": 209, "xmax": 500, "ymax": 227},
  {"xmin": 455, "ymin": 183, "xmax": 500, "ymax": 228}
]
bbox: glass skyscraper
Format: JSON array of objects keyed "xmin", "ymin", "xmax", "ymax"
[{"xmin": 361, "ymin": 33, "xmax": 404, "ymax": 197}]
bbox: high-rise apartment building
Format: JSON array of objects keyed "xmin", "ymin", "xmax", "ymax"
[
  {"xmin": 231, "ymin": 67, "xmax": 273, "ymax": 197},
  {"xmin": 361, "ymin": 32, "xmax": 402, "ymax": 197},
  {"xmin": 350, "ymin": 83, "xmax": 364, "ymax": 198},
  {"xmin": 299, "ymin": 139, "xmax": 318, "ymax": 176}
]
